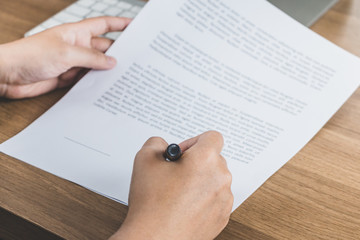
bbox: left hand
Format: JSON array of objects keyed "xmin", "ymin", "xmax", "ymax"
[{"xmin": 0, "ymin": 17, "xmax": 131, "ymax": 99}]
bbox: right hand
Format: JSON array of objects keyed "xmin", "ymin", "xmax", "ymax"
[{"xmin": 110, "ymin": 131, "xmax": 233, "ymax": 240}]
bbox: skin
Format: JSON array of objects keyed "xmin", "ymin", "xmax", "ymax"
[
  {"xmin": 110, "ymin": 131, "xmax": 233, "ymax": 240},
  {"xmin": 0, "ymin": 17, "xmax": 234, "ymax": 239},
  {"xmin": 0, "ymin": 16, "xmax": 131, "ymax": 99}
]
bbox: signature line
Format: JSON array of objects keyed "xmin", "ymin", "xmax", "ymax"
[{"xmin": 64, "ymin": 137, "xmax": 111, "ymax": 157}]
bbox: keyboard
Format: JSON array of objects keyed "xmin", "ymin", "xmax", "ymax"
[{"xmin": 25, "ymin": 0, "xmax": 146, "ymax": 40}]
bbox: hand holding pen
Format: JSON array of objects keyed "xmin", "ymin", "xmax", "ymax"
[{"xmin": 112, "ymin": 131, "xmax": 233, "ymax": 240}]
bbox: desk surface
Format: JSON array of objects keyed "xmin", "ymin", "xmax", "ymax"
[{"xmin": 1, "ymin": 0, "xmax": 360, "ymax": 239}]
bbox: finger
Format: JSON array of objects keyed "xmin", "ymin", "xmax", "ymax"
[
  {"xmin": 137, "ymin": 137, "xmax": 169, "ymax": 163},
  {"xmin": 75, "ymin": 17, "xmax": 132, "ymax": 36},
  {"xmin": 196, "ymin": 131, "xmax": 224, "ymax": 154},
  {"xmin": 58, "ymin": 67, "xmax": 89, "ymax": 88},
  {"xmin": 178, "ymin": 135, "xmax": 199, "ymax": 152},
  {"xmin": 3, "ymin": 68, "xmax": 88, "ymax": 99},
  {"xmin": 142, "ymin": 136, "xmax": 168, "ymax": 150},
  {"xmin": 4, "ymin": 79, "xmax": 59, "ymax": 99},
  {"xmin": 91, "ymin": 37, "xmax": 114, "ymax": 53},
  {"xmin": 180, "ymin": 131, "xmax": 224, "ymax": 155},
  {"xmin": 219, "ymin": 154, "xmax": 229, "ymax": 169},
  {"xmin": 67, "ymin": 45, "xmax": 117, "ymax": 70}
]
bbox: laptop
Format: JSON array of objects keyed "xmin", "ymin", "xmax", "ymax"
[
  {"xmin": 268, "ymin": 0, "xmax": 338, "ymax": 27},
  {"xmin": 25, "ymin": 0, "xmax": 339, "ymax": 39}
]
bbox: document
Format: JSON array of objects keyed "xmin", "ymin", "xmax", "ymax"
[{"xmin": 1, "ymin": 0, "xmax": 360, "ymax": 211}]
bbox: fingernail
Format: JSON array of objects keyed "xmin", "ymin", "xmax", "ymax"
[{"xmin": 107, "ymin": 56, "xmax": 117, "ymax": 66}]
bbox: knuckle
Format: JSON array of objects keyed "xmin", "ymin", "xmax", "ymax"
[
  {"xmin": 142, "ymin": 136, "xmax": 168, "ymax": 149},
  {"xmin": 227, "ymin": 191, "xmax": 234, "ymax": 204},
  {"xmin": 223, "ymin": 171, "xmax": 232, "ymax": 186},
  {"xmin": 230, "ymin": 193, "xmax": 234, "ymax": 205},
  {"xmin": 100, "ymin": 17, "xmax": 111, "ymax": 33},
  {"xmin": 223, "ymin": 214, "xmax": 231, "ymax": 224},
  {"xmin": 146, "ymin": 136, "xmax": 166, "ymax": 145},
  {"xmin": 217, "ymin": 207, "xmax": 231, "ymax": 229},
  {"xmin": 134, "ymin": 149, "xmax": 146, "ymax": 162},
  {"xmin": 224, "ymin": 177, "xmax": 232, "ymax": 189},
  {"xmin": 220, "ymin": 154, "xmax": 227, "ymax": 163},
  {"xmin": 148, "ymin": 136, "xmax": 161, "ymax": 142},
  {"xmin": 206, "ymin": 130, "xmax": 224, "ymax": 142},
  {"xmin": 227, "ymin": 198, "xmax": 234, "ymax": 215},
  {"xmin": 222, "ymin": 216, "xmax": 231, "ymax": 229}
]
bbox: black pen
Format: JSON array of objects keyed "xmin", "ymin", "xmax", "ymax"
[{"xmin": 164, "ymin": 143, "xmax": 182, "ymax": 161}]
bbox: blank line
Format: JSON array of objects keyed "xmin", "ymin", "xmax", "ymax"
[{"xmin": 64, "ymin": 137, "xmax": 111, "ymax": 157}]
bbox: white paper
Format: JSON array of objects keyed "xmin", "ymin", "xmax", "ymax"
[{"xmin": 1, "ymin": 0, "xmax": 360, "ymax": 211}]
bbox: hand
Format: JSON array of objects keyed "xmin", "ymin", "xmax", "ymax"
[
  {"xmin": 0, "ymin": 17, "xmax": 131, "ymax": 99},
  {"xmin": 110, "ymin": 131, "xmax": 233, "ymax": 240}
]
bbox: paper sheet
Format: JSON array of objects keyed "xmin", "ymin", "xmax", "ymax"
[{"xmin": 1, "ymin": 0, "xmax": 360, "ymax": 211}]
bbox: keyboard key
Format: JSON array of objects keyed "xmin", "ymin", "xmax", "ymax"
[
  {"xmin": 131, "ymin": 6, "xmax": 142, "ymax": 14},
  {"xmin": 121, "ymin": 11, "xmax": 137, "ymax": 18},
  {"xmin": 66, "ymin": 4, "xmax": 92, "ymax": 17},
  {"xmin": 86, "ymin": 11, "xmax": 105, "ymax": 18},
  {"xmin": 24, "ymin": 0, "xmax": 146, "ymax": 38},
  {"xmin": 91, "ymin": 2, "xmax": 109, "ymax": 12},
  {"xmin": 117, "ymin": 1, "xmax": 132, "ymax": 10},
  {"xmin": 103, "ymin": 0, "xmax": 119, "ymax": 5},
  {"xmin": 41, "ymin": 18, "xmax": 62, "ymax": 28},
  {"xmin": 77, "ymin": 0, "xmax": 96, "ymax": 7},
  {"xmin": 54, "ymin": 11, "xmax": 82, "ymax": 23},
  {"xmin": 104, "ymin": 7, "xmax": 123, "ymax": 16}
]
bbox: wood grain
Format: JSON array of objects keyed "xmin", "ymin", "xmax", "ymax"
[{"xmin": 1, "ymin": 0, "xmax": 360, "ymax": 239}]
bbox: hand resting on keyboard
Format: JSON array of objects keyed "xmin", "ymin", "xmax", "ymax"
[
  {"xmin": 25, "ymin": 0, "xmax": 146, "ymax": 40},
  {"xmin": 0, "ymin": 17, "xmax": 131, "ymax": 99}
]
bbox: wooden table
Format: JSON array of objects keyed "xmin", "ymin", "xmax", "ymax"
[{"xmin": 1, "ymin": 0, "xmax": 360, "ymax": 239}]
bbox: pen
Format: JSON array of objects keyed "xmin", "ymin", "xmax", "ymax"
[{"xmin": 164, "ymin": 143, "xmax": 182, "ymax": 161}]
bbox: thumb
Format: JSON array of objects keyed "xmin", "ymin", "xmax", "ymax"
[
  {"xmin": 68, "ymin": 46, "xmax": 117, "ymax": 70},
  {"xmin": 135, "ymin": 137, "xmax": 168, "ymax": 164}
]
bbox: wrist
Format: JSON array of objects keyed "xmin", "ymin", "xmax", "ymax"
[
  {"xmin": 108, "ymin": 215, "xmax": 167, "ymax": 240},
  {"xmin": 109, "ymin": 219, "xmax": 153, "ymax": 240}
]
